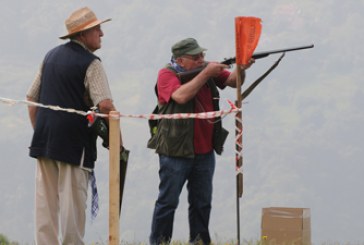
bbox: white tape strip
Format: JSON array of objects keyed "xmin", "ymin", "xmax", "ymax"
[
  {"xmin": 1, "ymin": 97, "xmax": 240, "ymax": 120},
  {"xmin": 236, "ymin": 166, "xmax": 243, "ymax": 175}
]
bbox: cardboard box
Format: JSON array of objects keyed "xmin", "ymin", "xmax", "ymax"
[{"xmin": 261, "ymin": 207, "xmax": 311, "ymax": 245}]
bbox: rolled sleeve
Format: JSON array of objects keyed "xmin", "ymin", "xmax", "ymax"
[
  {"xmin": 26, "ymin": 64, "xmax": 42, "ymax": 101},
  {"xmin": 85, "ymin": 59, "xmax": 113, "ymax": 106}
]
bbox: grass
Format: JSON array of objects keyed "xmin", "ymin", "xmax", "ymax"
[
  {"xmin": 88, "ymin": 239, "xmax": 260, "ymax": 245},
  {"xmin": 2, "ymin": 233, "xmax": 364, "ymax": 245},
  {"xmin": 88, "ymin": 241, "xmax": 364, "ymax": 245}
]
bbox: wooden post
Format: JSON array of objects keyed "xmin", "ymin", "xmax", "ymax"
[{"xmin": 109, "ymin": 111, "xmax": 120, "ymax": 245}]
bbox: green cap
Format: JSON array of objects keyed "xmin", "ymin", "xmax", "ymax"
[{"xmin": 171, "ymin": 38, "xmax": 207, "ymax": 58}]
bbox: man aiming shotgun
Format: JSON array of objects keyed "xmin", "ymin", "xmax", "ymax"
[
  {"xmin": 147, "ymin": 37, "xmax": 254, "ymax": 245},
  {"xmin": 171, "ymin": 38, "xmax": 313, "ymax": 245}
]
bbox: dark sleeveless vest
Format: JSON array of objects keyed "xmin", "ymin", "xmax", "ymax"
[
  {"xmin": 29, "ymin": 41, "xmax": 99, "ymax": 169},
  {"xmin": 147, "ymin": 65, "xmax": 228, "ymax": 157}
]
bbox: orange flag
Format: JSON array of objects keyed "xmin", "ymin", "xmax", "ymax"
[{"xmin": 235, "ymin": 17, "xmax": 262, "ymax": 65}]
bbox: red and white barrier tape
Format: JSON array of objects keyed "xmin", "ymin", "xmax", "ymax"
[
  {"xmin": 1, "ymin": 97, "xmax": 241, "ymax": 120},
  {"xmin": 2, "ymin": 96, "xmax": 243, "ymax": 174},
  {"xmin": 235, "ymin": 116, "xmax": 243, "ymax": 158},
  {"xmin": 236, "ymin": 166, "xmax": 243, "ymax": 175}
]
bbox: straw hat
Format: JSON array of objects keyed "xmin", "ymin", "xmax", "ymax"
[{"xmin": 59, "ymin": 7, "xmax": 111, "ymax": 39}]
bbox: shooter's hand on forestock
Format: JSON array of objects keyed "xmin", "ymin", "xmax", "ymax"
[
  {"xmin": 237, "ymin": 57, "xmax": 255, "ymax": 81},
  {"xmin": 240, "ymin": 58, "xmax": 255, "ymax": 70},
  {"xmin": 235, "ymin": 58, "xmax": 255, "ymax": 77},
  {"xmin": 225, "ymin": 58, "xmax": 255, "ymax": 88}
]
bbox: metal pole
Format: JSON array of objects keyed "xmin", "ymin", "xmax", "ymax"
[{"xmin": 109, "ymin": 111, "xmax": 120, "ymax": 245}]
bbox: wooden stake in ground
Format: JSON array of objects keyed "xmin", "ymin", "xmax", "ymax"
[{"xmin": 108, "ymin": 111, "xmax": 120, "ymax": 245}]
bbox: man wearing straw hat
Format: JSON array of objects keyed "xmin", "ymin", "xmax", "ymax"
[{"xmin": 26, "ymin": 7, "xmax": 115, "ymax": 244}]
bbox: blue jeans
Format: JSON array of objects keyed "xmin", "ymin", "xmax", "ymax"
[{"xmin": 149, "ymin": 152, "xmax": 215, "ymax": 245}]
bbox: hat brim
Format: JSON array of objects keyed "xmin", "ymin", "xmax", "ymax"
[
  {"xmin": 184, "ymin": 47, "xmax": 207, "ymax": 55},
  {"xmin": 59, "ymin": 18, "xmax": 111, "ymax": 39}
]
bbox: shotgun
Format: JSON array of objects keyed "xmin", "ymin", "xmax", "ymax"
[{"xmin": 177, "ymin": 44, "xmax": 314, "ymax": 83}]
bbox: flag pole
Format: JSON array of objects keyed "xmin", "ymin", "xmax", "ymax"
[
  {"xmin": 234, "ymin": 17, "xmax": 244, "ymax": 245},
  {"xmin": 235, "ymin": 65, "xmax": 244, "ymax": 245},
  {"xmin": 109, "ymin": 111, "xmax": 120, "ymax": 245},
  {"xmin": 234, "ymin": 16, "xmax": 261, "ymax": 245}
]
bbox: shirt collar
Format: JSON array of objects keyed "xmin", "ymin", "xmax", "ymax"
[{"xmin": 71, "ymin": 39, "xmax": 93, "ymax": 53}]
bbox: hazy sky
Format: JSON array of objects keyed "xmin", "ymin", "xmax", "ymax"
[{"xmin": 1, "ymin": 0, "xmax": 363, "ymax": 244}]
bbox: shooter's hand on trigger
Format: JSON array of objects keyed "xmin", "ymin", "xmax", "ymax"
[{"xmin": 202, "ymin": 62, "xmax": 229, "ymax": 77}]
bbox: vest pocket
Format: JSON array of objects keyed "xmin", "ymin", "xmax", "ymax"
[{"xmin": 156, "ymin": 119, "xmax": 194, "ymax": 157}]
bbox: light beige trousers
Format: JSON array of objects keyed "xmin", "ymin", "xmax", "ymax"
[{"xmin": 35, "ymin": 157, "xmax": 89, "ymax": 245}]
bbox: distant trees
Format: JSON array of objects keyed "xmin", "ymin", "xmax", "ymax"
[
  {"xmin": 0, "ymin": 234, "xmax": 19, "ymax": 245},
  {"xmin": 0, "ymin": 234, "xmax": 9, "ymax": 244}
]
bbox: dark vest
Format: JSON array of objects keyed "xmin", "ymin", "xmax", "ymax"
[
  {"xmin": 147, "ymin": 66, "xmax": 228, "ymax": 157},
  {"xmin": 29, "ymin": 41, "xmax": 99, "ymax": 169}
]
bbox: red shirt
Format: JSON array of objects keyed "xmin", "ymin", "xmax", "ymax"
[{"xmin": 157, "ymin": 68, "xmax": 230, "ymax": 154}]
